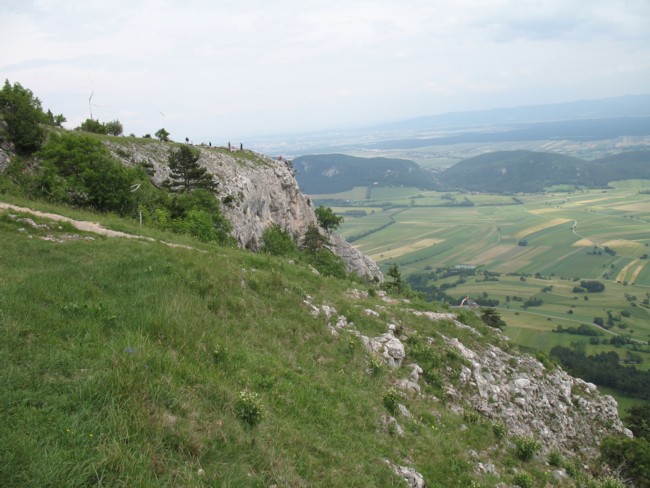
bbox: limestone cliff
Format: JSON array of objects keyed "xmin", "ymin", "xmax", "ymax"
[{"xmin": 105, "ymin": 142, "xmax": 383, "ymax": 281}]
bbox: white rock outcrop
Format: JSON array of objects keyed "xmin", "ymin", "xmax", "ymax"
[
  {"xmin": 446, "ymin": 338, "xmax": 632, "ymax": 456},
  {"xmin": 105, "ymin": 142, "xmax": 383, "ymax": 280}
]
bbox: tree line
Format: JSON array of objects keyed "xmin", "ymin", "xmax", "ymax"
[{"xmin": 550, "ymin": 345, "xmax": 650, "ymax": 401}]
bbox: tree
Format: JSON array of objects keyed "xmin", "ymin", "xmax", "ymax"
[
  {"xmin": 35, "ymin": 132, "xmax": 141, "ymax": 215},
  {"xmin": 155, "ymin": 128, "xmax": 170, "ymax": 142},
  {"xmin": 581, "ymin": 280, "xmax": 605, "ymax": 293},
  {"xmin": 164, "ymin": 145, "xmax": 217, "ymax": 193},
  {"xmin": 44, "ymin": 109, "xmax": 66, "ymax": 127},
  {"xmin": 78, "ymin": 118, "xmax": 106, "ymax": 134},
  {"xmin": 625, "ymin": 403, "xmax": 650, "ymax": 441},
  {"xmin": 302, "ymin": 224, "xmax": 328, "ymax": 253},
  {"xmin": 105, "ymin": 119, "xmax": 123, "ymax": 136},
  {"xmin": 480, "ymin": 307, "xmax": 506, "ymax": 329},
  {"xmin": 0, "ymin": 80, "xmax": 47, "ymax": 154},
  {"xmin": 382, "ymin": 263, "xmax": 407, "ymax": 294},
  {"xmin": 315, "ymin": 206, "xmax": 344, "ymax": 232}
]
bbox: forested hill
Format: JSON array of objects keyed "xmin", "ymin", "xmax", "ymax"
[
  {"xmin": 437, "ymin": 149, "xmax": 650, "ymax": 193},
  {"xmin": 293, "ymin": 153, "xmax": 436, "ymax": 194}
]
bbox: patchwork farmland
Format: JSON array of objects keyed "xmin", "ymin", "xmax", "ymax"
[{"xmin": 318, "ymin": 182, "xmax": 650, "ymax": 387}]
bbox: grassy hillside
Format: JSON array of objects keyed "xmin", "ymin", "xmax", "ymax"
[
  {"xmin": 0, "ymin": 197, "xmax": 540, "ymax": 487},
  {"xmin": 293, "ymin": 153, "xmax": 436, "ymax": 194},
  {"xmin": 3, "ymin": 196, "xmax": 638, "ymax": 487}
]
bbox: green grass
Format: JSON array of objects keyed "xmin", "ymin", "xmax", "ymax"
[{"xmin": 2, "ymin": 199, "xmax": 551, "ymax": 487}]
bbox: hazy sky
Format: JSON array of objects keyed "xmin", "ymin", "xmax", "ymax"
[{"xmin": 1, "ymin": 0, "xmax": 649, "ymax": 141}]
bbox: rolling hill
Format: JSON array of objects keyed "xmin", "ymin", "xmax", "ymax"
[
  {"xmin": 293, "ymin": 153, "xmax": 436, "ymax": 194},
  {"xmin": 437, "ymin": 150, "xmax": 650, "ymax": 193}
]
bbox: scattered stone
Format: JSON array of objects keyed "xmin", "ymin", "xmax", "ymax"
[
  {"xmin": 395, "ymin": 378, "xmax": 421, "ymax": 395},
  {"xmin": 397, "ymin": 403, "xmax": 412, "ymax": 418},
  {"xmin": 380, "ymin": 415, "xmax": 404, "ymax": 437},
  {"xmin": 408, "ymin": 363, "xmax": 423, "ymax": 382},
  {"xmin": 364, "ymin": 308, "xmax": 379, "ymax": 317},
  {"xmin": 384, "ymin": 460, "xmax": 425, "ymax": 488},
  {"xmin": 476, "ymin": 462, "xmax": 499, "ymax": 477}
]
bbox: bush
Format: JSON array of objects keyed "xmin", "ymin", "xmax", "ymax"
[
  {"xmin": 78, "ymin": 118, "xmax": 107, "ymax": 134},
  {"xmin": 235, "ymin": 390, "xmax": 264, "ymax": 428},
  {"xmin": 589, "ymin": 477, "xmax": 626, "ymax": 488},
  {"xmin": 513, "ymin": 471, "xmax": 533, "ymax": 488},
  {"xmin": 548, "ymin": 450, "xmax": 562, "ymax": 467},
  {"xmin": 368, "ymin": 354, "xmax": 384, "ymax": 375},
  {"xmin": 35, "ymin": 132, "xmax": 143, "ymax": 215},
  {"xmin": 305, "ymin": 248, "xmax": 347, "ymax": 278},
  {"xmin": 463, "ymin": 409, "xmax": 481, "ymax": 425},
  {"xmin": 512, "ymin": 436, "xmax": 541, "ymax": 461},
  {"xmin": 261, "ymin": 224, "xmax": 297, "ymax": 256},
  {"xmin": 382, "ymin": 388, "xmax": 401, "ymax": 415},
  {"xmin": 600, "ymin": 436, "xmax": 650, "ymax": 487},
  {"xmin": 492, "ymin": 421, "xmax": 507, "ymax": 440}
]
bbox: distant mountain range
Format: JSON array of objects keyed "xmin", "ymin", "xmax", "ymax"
[
  {"xmin": 294, "ymin": 150, "xmax": 650, "ymax": 195},
  {"xmin": 293, "ymin": 154, "xmax": 436, "ymax": 194},
  {"xmin": 370, "ymin": 94, "xmax": 650, "ymax": 133},
  {"xmin": 363, "ymin": 116, "xmax": 650, "ymax": 151},
  {"xmin": 249, "ymin": 94, "xmax": 650, "ymax": 156}
]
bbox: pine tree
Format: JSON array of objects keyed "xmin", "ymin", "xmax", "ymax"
[{"xmin": 164, "ymin": 145, "xmax": 217, "ymax": 193}]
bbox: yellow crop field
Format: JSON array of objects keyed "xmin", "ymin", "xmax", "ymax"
[
  {"xmin": 613, "ymin": 202, "xmax": 650, "ymax": 212},
  {"xmin": 629, "ymin": 261, "xmax": 648, "ymax": 284},
  {"xmin": 527, "ymin": 208, "xmax": 561, "ymax": 215},
  {"xmin": 465, "ymin": 245, "xmax": 518, "ymax": 265},
  {"xmin": 602, "ymin": 239, "xmax": 646, "ymax": 254},
  {"xmin": 572, "ymin": 238, "xmax": 596, "ymax": 247},
  {"xmin": 516, "ymin": 218, "xmax": 572, "ymax": 239},
  {"xmin": 368, "ymin": 238, "xmax": 443, "ymax": 260},
  {"xmin": 615, "ymin": 259, "xmax": 639, "ymax": 283}
]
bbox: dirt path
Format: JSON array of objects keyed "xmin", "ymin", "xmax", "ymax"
[{"xmin": 0, "ymin": 202, "xmax": 200, "ymax": 251}]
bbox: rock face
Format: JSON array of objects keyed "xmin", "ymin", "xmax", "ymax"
[
  {"xmin": 307, "ymin": 292, "xmax": 631, "ymax": 462},
  {"xmin": 444, "ymin": 336, "xmax": 632, "ymax": 457},
  {"xmin": 105, "ymin": 142, "xmax": 383, "ymax": 280}
]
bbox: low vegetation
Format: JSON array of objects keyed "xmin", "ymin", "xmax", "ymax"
[{"xmin": 1, "ymin": 78, "xmax": 646, "ymax": 487}]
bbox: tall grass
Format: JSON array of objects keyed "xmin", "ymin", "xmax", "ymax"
[{"xmin": 0, "ymin": 204, "xmax": 605, "ymax": 486}]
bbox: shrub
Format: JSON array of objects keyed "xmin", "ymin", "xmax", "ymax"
[
  {"xmin": 548, "ymin": 450, "xmax": 562, "ymax": 467},
  {"xmin": 589, "ymin": 477, "xmax": 626, "ymax": 488},
  {"xmin": 492, "ymin": 421, "xmax": 507, "ymax": 440},
  {"xmin": 600, "ymin": 436, "xmax": 650, "ymax": 487},
  {"xmin": 261, "ymin": 224, "xmax": 297, "ymax": 256},
  {"xmin": 35, "ymin": 132, "xmax": 142, "ymax": 215},
  {"xmin": 463, "ymin": 409, "xmax": 481, "ymax": 425},
  {"xmin": 235, "ymin": 390, "xmax": 264, "ymax": 428},
  {"xmin": 512, "ymin": 436, "xmax": 541, "ymax": 461},
  {"xmin": 305, "ymin": 248, "xmax": 347, "ymax": 278},
  {"xmin": 78, "ymin": 118, "xmax": 107, "ymax": 134},
  {"xmin": 368, "ymin": 354, "xmax": 384, "ymax": 375},
  {"xmin": 382, "ymin": 387, "xmax": 401, "ymax": 415},
  {"xmin": 513, "ymin": 471, "xmax": 533, "ymax": 488}
]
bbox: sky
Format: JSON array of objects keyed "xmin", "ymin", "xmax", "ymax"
[{"xmin": 1, "ymin": 0, "xmax": 649, "ymax": 142}]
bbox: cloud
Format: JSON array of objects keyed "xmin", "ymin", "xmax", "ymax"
[{"xmin": 1, "ymin": 0, "xmax": 649, "ymax": 138}]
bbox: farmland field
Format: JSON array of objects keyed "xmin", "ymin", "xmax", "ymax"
[{"xmin": 316, "ymin": 184, "xmax": 650, "ymax": 386}]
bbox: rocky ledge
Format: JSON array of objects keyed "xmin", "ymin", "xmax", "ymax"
[{"xmin": 105, "ymin": 142, "xmax": 383, "ymax": 281}]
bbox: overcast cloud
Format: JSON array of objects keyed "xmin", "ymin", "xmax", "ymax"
[{"xmin": 1, "ymin": 0, "xmax": 649, "ymax": 141}]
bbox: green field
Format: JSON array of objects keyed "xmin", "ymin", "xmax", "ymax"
[{"xmin": 319, "ymin": 185, "xmax": 650, "ymax": 378}]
